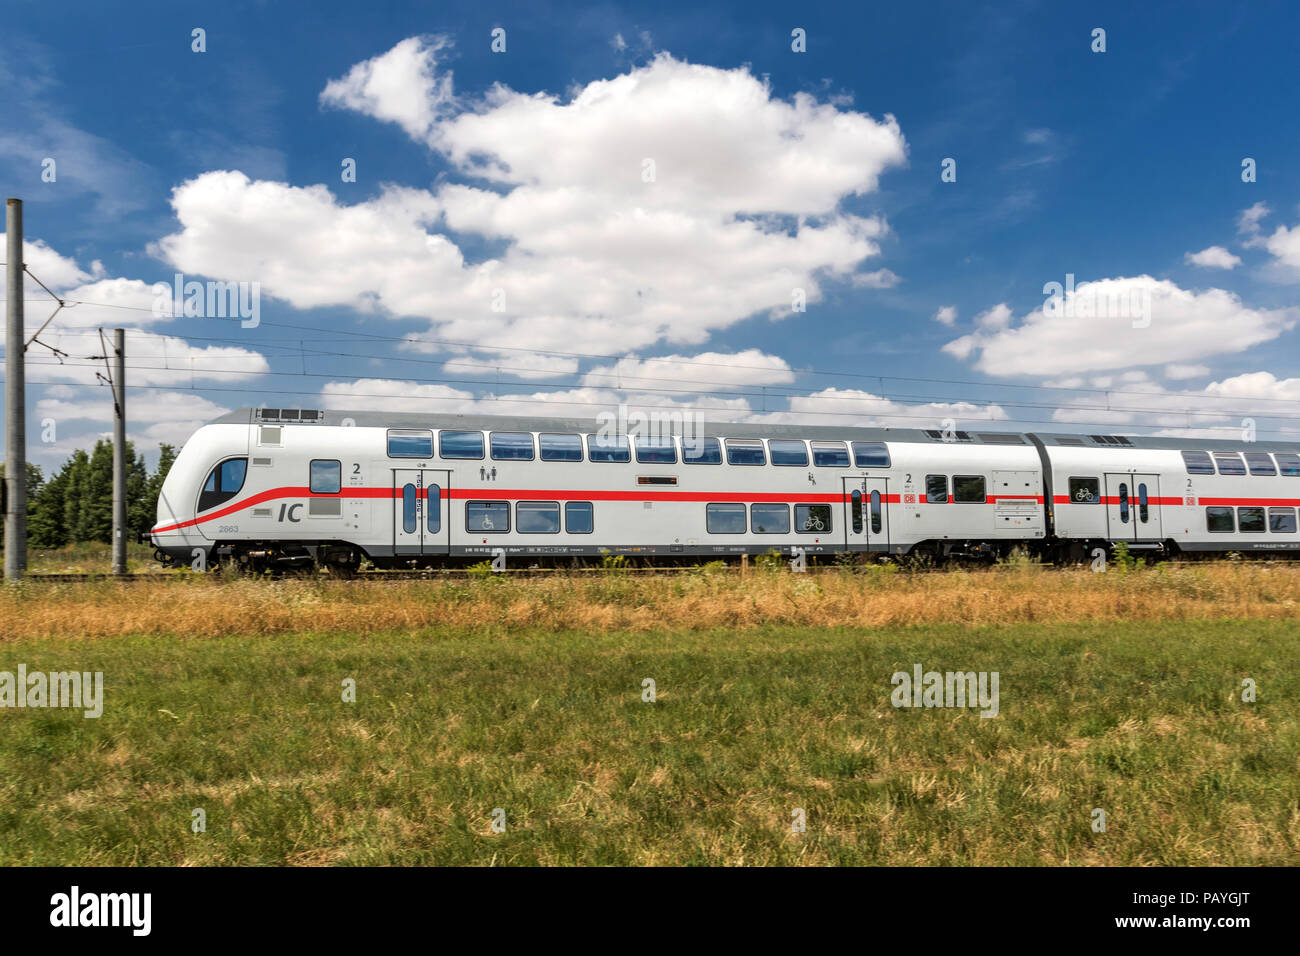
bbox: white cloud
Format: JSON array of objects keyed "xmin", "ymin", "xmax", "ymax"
[
  {"xmin": 1049, "ymin": 372, "xmax": 1300, "ymax": 433},
  {"xmin": 582, "ymin": 349, "xmax": 795, "ymax": 390},
  {"xmin": 1163, "ymin": 363, "xmax": 1209, "ymax": 380},
  {"xmin": 851, "ymin": 268, "xmax": 900, "ymax": 289},
  {"xmin": 1238, "ymin": 202, "xmax": 1270, "ymax": 234},
  {"xmin": 156, "ymin": 43, "xmax": 908, "ymax": 355},
  {"xmin": 944, "ymin": 277, "xmax": 1296, "ymax": 377},
  {"xmin": 974, "ymin": 303, "xmax": 1013, "ymax": 330},
  {"xmin": 750, "ymin": 387, "xmax": 1008, "ymax": 429},
  {"xmin": 1184, "ymin": 246, "xmax": 1240, "ymax": 269},
  {"xmin": 1255, "ymin": 223, "xmax": 1300, "ymax": 272},
  {"xmin": 440, "ymin": 351, "xmax": 580, "ymax": 381},
  {"xmin": 319, "ymin": 36, "xmax": 456, "ymax": 140},
  {"xmin": 932, "ymin": 305, "xmax": 957, "ymax": 327}
]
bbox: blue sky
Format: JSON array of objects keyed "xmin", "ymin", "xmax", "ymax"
[{"xmin": 3, "ymin": 0, "xmax": 1300, "ymax": 468}]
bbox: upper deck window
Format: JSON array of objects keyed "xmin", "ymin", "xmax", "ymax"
[
  {"xmin": 726, "ymin": 440, "xmax": 765, "ymax": 466},
  {"xmin": 811, "ymin": 442, "xmax": 849, "ymax": 468},
  {"xmin": 768, "ymin": 440, "xmax": 808, "ymax": 466},
  {"xmin": 490, "ymin": 432, "xmax": 535, "ymax": 461},
  {"xmin": 440, "ymin": 431, "xmax": 485, "ymax": 460},
  {"xmin": 852, "ymin": 442, "xmax": 890, "ymax": 468},
  {"xmin": 682, "ymin": 437, "xmax": 722, "ymax": 464},
  {"xmin": 1214, "ymin": 453, "xmax": 1246, "ymax": 475},
  {"xmin": 387, "ymin": 429, "xmax": 432, "ymax": 458}
]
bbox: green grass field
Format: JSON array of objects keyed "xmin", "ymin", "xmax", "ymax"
[{"xmin": 1, "ymin": 618, "xmax": 1294, "ymax": 865}]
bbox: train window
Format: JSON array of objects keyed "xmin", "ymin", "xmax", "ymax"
[
  {"xmin": 953, "ymin": 475, "xmax": 986, "ymax": 504},
  {"xmin": 1206, "ymin": 506, "xmax": 1234, "ymax": 533},
  {"xmin": 925, "ymin": 475, "xmax": 948, "ymax": 503},
  {"xmin": 726, "ymin": 440, "xmax": 765, "ymax": 466},
  {"xmin": 706, "ymin": 503, "xmax": 747, "ymax": 533},
  {"xmin": 1137, "ymin": 482, "xmax": 1149, "ymax": 523},
  {"xmin": 851, "ymin": 489, "xmax": 863, "ymax": 533},
  {"xmin": 811, "ymin": 442, "xmax": 850, "ymax": 467},
  {"xmin": 796, "ymin": 504, "xmax": 832, "ymax": 533},
  {"xmin": 587, "ymin": 434, "xmax": 631, "ymax": 462},
  {"xmin": 1244, "ymin": 452, "xmax": 1276, "ymax": 476},
  {"xmin": 466, "ymin": 501, "xmax": 509, "ymax": 532},
  {"xmin": 751, "ymin": 503, "xmax": 790, "ymax": 534},
  {"xmin": 682, "ymin": 437, "xmax": 722, "ymax": 464},
  {"xmin": 491, "ymin": 432, "xmax": 535, "ymax": 461},
  {"xmin": 1180, "ymin": 451, "xmax": 1214, "ymax": 475},
  {"xmin": 440, "ymin": 431, "xmax": 485, "ymax": 460},
  {"xmin": 1275, "ymin": 453, "xmax": 1300, "ymax": 477},
  {"xmin": 870, "ymin": 490, "xmax": 882, "ymax": 534},
  {"xmin": 1213, "ymin": 453, "xmax": 1246, "ymax": 475},
  {"xmin": 768, "ymin": 440, "xmax": 808, "ymax": 466},
  {"xmin": 1269, "ymin": 507, "xmax": 1297, "ymax": 533},
  {"xmin": 540, "ymin": 433, "xmax": 584, "ymax": 462},
  {"xmin": 388, "ymin": 429, "xmax": 433, "ymax": 458},
  {"xmin": 565, "ymin": 501, "xmax": 594, "ymax": 534},
  {"xmin": 1237, "ymin": 507, "xmax": 1266, "ymax": 533},
  {"xmin": 309, "ymin": 459, "xmax": 341, "ymax": 494},
  {"xmin": 427, "ymin": 485, "xmax": 441, "ymax": 534},
  {"xmin": 1118, "ymin": 483, "xmax": 1129, "ymax": 523},
  {"xmin": 401, "ymin": 483, "xmax": 417, "ymax": 534},
  {"xmin": 198, "ymin": 458, "xmax": 248, "ymax": 512},
  {"xmin": 517, "ymin": 501, "xmax": 560, "ymax": 534},
  {"xmin": 1068, "ymin": 477, "xmax": 1100, "ymax": 503},
  {"xmin": 634, "ymin": 436, "xmax": 677, "ymax": 464},
  {"xmin": 852, "ymin": 442, "xmax": 891, "ymax": 468}
]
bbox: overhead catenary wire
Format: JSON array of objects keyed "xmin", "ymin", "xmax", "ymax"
[{"xmin": 4, "ymin": 293, "xmax": 1299, "ymax": 409}]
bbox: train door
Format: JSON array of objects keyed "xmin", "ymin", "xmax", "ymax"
[
  {"xmin": 843, "ymin": 476, "xmax": 889, "ymax": 552},
  {"xmin": 1104, "ymin": 472, "xmax": 1162, "ymax": 541},
  {"xmin": 393, "ymin": 469, "xmax": 451, "ymax": 556}
]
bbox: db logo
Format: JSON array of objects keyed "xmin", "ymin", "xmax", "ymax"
[
  {"xmin": 903, "ymin": 493, "xmax": 917, "ymax": 505},
  {"xmin": 1184, "ymin": 496, "xmax": 1196, "ymax": 507}
]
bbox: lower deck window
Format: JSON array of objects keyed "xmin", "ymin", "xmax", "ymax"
[
  {"xmin": 1237, "ymin": 506, "xmax": 1266, "ymax": 533},
  {"xmin": 706, "ymin": 503, "xmax": 746, "ymax": 533},
  {"xmin": 1068, "ymin": 477, "xmax": 1100, "ymax": 503},
  {"xmin": 517, "ymin": 501, "xmax": 560, "ymax": 533},
  {"xmin": 953, "ymin": 475, "xmax": 986, "ymax": 503},
  {"xmin": 1269, "ymin": 507, "xmax": 1297, "ymax": 533},
  {"xmin": 565, "ymin": 501, "xmax": 594, "ymax": 534},
  {"xmin": 1206, "ymin": 506, "xmax": 1234, "ymax": 533},
  {"xmin": 925, "ymin": 475, "xmax": 948, "ymax": 503},
  {"xmin": 796, "ymin": 504, "xmax": 832, "ymax": 533},
  {"xmin": 751, "ymin": 503, "xmax": 790, "ymax": 533},
  {"xmin": 467, "ymin": 501, "xmax": 509, "ymax": 532}
]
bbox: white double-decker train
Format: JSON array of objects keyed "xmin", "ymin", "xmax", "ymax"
[{"xmin": 149, "ymin": 407, "xmax": 1300, "ymax": 570}]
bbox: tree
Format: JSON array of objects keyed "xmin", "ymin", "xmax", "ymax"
[
  {"xmin": 21, "ymin": 442, "xmax": 176, "ymax": 549},
  {"xmin": 0, "ymin": 462, "xmax": 44, "ymax": 554}
]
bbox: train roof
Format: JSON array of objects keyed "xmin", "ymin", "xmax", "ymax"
[{"xmin": 208, "ymin": 407, "xmax": 1299, "ymax": 453}]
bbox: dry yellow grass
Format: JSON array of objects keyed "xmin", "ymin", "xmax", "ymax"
[{"xmin": 3, "ymin": 561, "xmax": 1298, "ymax": 640}]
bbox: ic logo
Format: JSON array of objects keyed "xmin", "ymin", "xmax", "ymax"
[{"xmin": 278, "ymin": 503, "xmax": 303, "ymax": 523}]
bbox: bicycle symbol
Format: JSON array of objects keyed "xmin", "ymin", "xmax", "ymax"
[{"xmin": 802, "ymin": 514, "xmax": 826, "ymax": 532}]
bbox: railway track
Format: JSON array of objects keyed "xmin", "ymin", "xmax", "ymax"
[{"xmin": 12, "ymin": 558, "xmax": 1292, "ymax": 585}]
